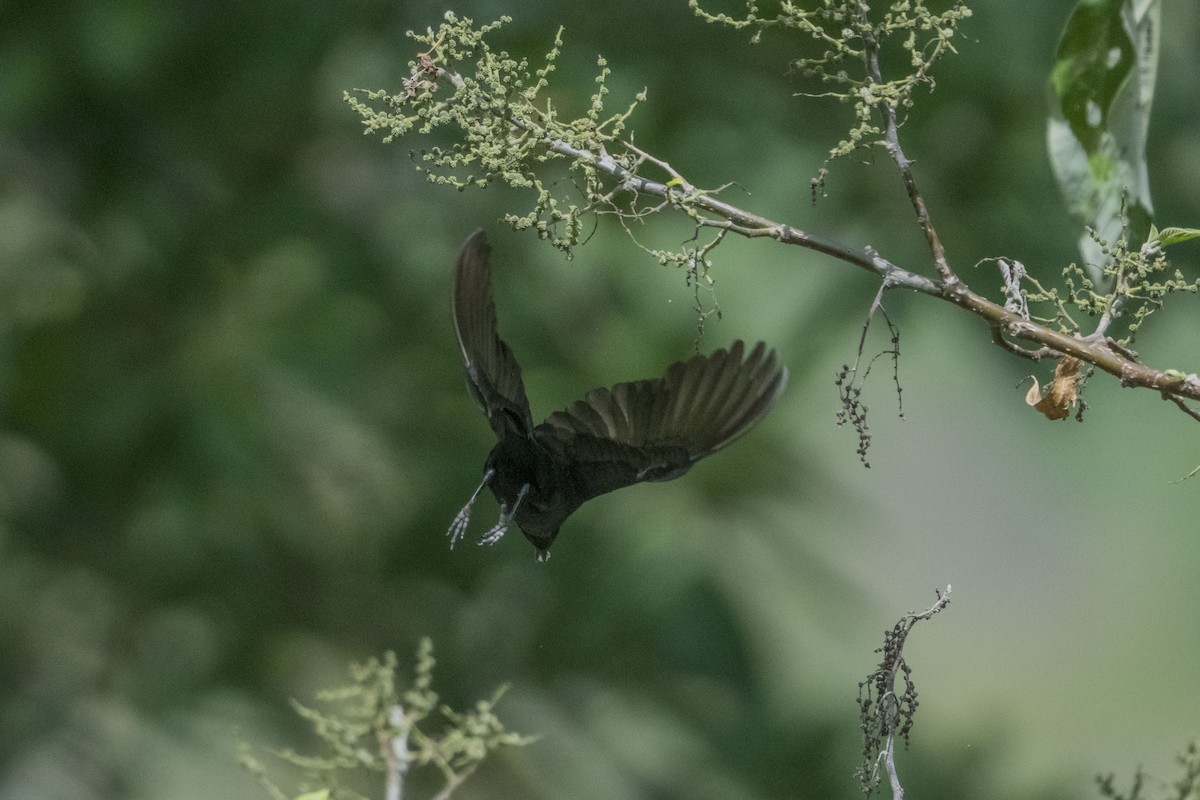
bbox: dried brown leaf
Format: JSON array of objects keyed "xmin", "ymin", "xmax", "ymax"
[
  {"xmin": 1025, "ymin": 378, "xmax": 1042, "ymax": 407},
  {"xmin": 1025, "ymin": 356, "xmax": 1082, "ymax": 421}
]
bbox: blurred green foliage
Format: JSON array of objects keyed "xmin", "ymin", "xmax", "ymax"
[
  {"xmin": 1, "ymin": 1, "xmax": 1198, "ymax": 799},
  {"xmin": 243, "ymin": 640, "xmax": 534, "ymax": 800}
]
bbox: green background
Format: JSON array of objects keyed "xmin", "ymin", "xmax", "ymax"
[{"xmin": 2, "ymin": 1, "xmax": 1198, "ymax": 798}]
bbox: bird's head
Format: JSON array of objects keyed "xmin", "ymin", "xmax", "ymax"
[{"xmin": 509, "ymin": 498, "xmax": 565, "ymax": 560}]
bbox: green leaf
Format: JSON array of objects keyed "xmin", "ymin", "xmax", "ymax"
[
  {"xmin": 1047, "ymin": 0, "xmax": 1160, "ymax": 282},
  {"xmin": 1154, "ymin": 226, "xmax": 1200, "ymax": 247}
]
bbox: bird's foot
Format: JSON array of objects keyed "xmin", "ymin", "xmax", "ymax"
[
  {"xmin": 477, "ymin": 518, "xmax": 509, "ymax": 546},
  {"xmin": 447, "ymin": 505, "xmax": 473, "ymax": 549},
  {"xmin": 475, "ymin": 483, "xmax": 527, "ymax": 548},
  {"xmin": 448, "ymin": 469, "xmax": 496, "ymax": 550}
]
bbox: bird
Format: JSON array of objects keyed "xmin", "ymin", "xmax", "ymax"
[{"xmin": 448, "ymin": 230, "xmax": 788, "ymax": 560}]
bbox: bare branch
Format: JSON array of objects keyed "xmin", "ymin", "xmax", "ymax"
[
  {"xmin": 988, "ymin": 323, "xmax": 1053, "ymax": 362},
  {"xmin": 1167, "ymin": 395, "xmax": 1200, "ymax": 424},
  {"xmin": 857, "ymin": 8, "xmax": 957, "ymax": 287},
  {"xmin": 884, "ymin": 731, "xmax": 905, "ymax": 800}
]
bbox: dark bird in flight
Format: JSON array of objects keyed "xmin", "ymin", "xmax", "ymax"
[{"xmin": 448, "ymin": 230, "xmax": 788, "ymax": 560}]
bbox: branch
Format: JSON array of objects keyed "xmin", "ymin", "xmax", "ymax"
[
  {"xmin": 883, "ymin": 731, "xmax": 905, "ymax": 800},
  {"xmin": 988, "ymin": 322, "xmax": 1053, "ymax": 362},
  {"xmin": 1168, "ymin": 396, "xmax": 1200, "ymax": 424},
  {"xmin": 857, "ymin": 8, "xmax": 957, "ymax": 287},
  {"xmin": 392, "ymin": 48, "xmax": 1200, "ymax": 422},
  {"xmin": 381, "ymin": 704, "xmax": 409, "ymax": 800},
  {"xmin": 858, "ymin": 586, "xmax": 952, "ymax": 798},
  {"xmin": 544, "ymin": 129, "xmax": 941, "ymax": 295},
  {"xmin": 524, "ymin": 111, "xmax": 1200, "ymax": 408},
  {"xmin": 430, "ymin": 764, "xmax": 478, "ymax": 800},
  {"xmin": 881, "ymin": 587, "xmax": 953, "ymax": 800}
]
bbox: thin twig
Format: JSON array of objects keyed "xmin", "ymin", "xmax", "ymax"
[
  {"xmin": 988, "ymin": 322, "xmax": 1053, "ymax": 361},
  {"xmin": 884, "ymin": 731, "xmax": 904, "ymax": 800},
  {"xmin": 431, "ymin": 764, "xmax": 479, "ymax": 800},
  {"xmin": 855, "ymin": 279, "xmax": 892, "ymax": 366},
  {"xmin": 1091, "ymin": 289, "xmax": 1129, "ymax": 340},
  {"xmin": 1167, "ymin": 395, "xmax": 1200, "ymax": 423},
  {"xmin": 857, "ymin": 8, "xmax": 957, "ymax": 288}
]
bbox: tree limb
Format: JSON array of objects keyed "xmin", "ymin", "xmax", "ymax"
[
  {"xmin": 536, "ymin": 110, "xmax": 1200, "ymax": 407},
  {"xmin": 427, "ymin": 60, "xmax": 1200, "ymax": 418}
]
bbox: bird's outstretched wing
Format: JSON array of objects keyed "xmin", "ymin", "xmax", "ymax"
[
  {"xmin": 535, "ymin": 340, "xmax": 787, "ymax": 502},
  {"xmin": 452, "ymin": 230, "xmax": 534, "ymax": 439}
]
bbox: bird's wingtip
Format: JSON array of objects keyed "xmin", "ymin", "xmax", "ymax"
[
  {"xmin": 775, "ymin": 364, "xmax": 790, "ymax": 397},
  {"xmin": 461, "ymin": 228, "xmax": 489, "ymax": 253}
]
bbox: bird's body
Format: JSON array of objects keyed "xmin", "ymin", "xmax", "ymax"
[
  {"xmin": 449, "ymin": 230, "xmax": 787, "ymax": 559},
  {"xmin": 481, "ymin": 431, "xmax": 580, "ymax": 550}
]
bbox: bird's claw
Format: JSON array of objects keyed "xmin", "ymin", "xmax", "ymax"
[
  {"xmin": 477, "ymin": 519, "xmax": 509, "ymax": 547},
  {"xmin": 478, "ymin": 499, "xmax": 511, "ymax": 546},
  {"xmin": 447, "ymin": 505, "xmax": 472, "ymax": 549},
  {"xmin": 448, "ymin": 469, "xmax": 495, "ymax": 550},
  {"xmin": 477, "ymin": 484, "xmax": 527, "ymax": 548}
]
